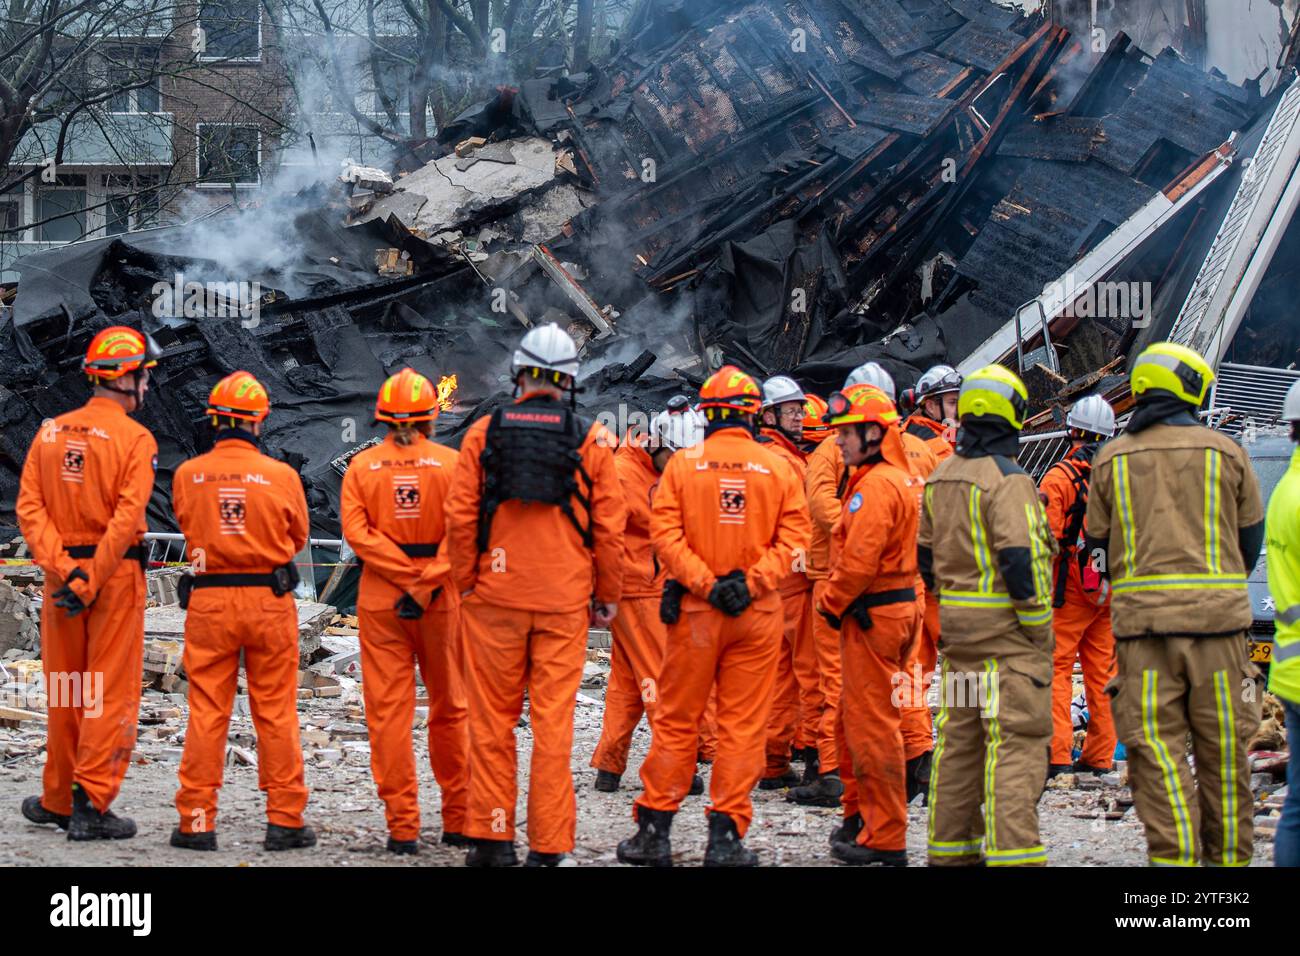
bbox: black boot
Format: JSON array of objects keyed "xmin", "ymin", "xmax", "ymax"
[
  {"xmin": 616, "ymin": 808, "xmax": 674, "ymax": 867},
  {"xmin": 704, "ymin": 812, "xmax": 758, "ymax": 867},
  {"xmin": 594, "ymin": 770, "xmax": 621, "ymax": 792},
  {"xmin": 1071, "ymin": 760, "xmax": 1112, "ymax": 775},
  {"xmin": 67, "ymin": 784, "xmax": 136, "ymax": 841},
  {"xmin": 758, "ymin": 767, "xmax": 800, "ymax": 791},
  {"xmin": 829, "ymin": 812, "xmax": 863, "ymax": 848},
  {"xmin": 21, "ymin": 796, "xmax": 69, "ymax": 831},
  {"xmin": 906, "ymin": 751, "xmax": 933, "ymax": 803},
  {"xmin": 689, "ymin": 773, "xmax": 704, "ymax": 796},
  {"xmin": 441, "ymin": 831, "xmax": 471, "ymax": 848},
  {"xmin": 1046, "ymin": 763, "xmax": 1073, "ymax": 780},
  {"xmin": 465, "ymin": 838, "xmax": 519, "ymax": 867},
  {"xmin": 788, "ymin": 773, "xmax": 844, "ymax": 808},
  {"xmin": 265, "ymin": 824, "xmax": 317, "ymax": 851},
  {"xmin": 170, "ymin": 827, "xmax": 218, "ymax": 851},
  {"xmin": 387, "ymin": 836, "xmax": 419, "ymax": 855},
  {"xmin": 799, "ymin": 749, "xmax": 821, "ymax": 786},
  {"xmin": 831, "ymin": 841, "xmax": 908, "ymax": 867},
  {"xmin": 525, "ymin": 850, "xmax": 570, "ymax": 867}
]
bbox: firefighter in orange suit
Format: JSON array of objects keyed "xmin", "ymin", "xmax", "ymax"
[
  {"xmin": 817, "ymin": 385, "xmax": 920, "ymax": 866},
  {"xmin": 592, "ymin": 403, "xmax": 707, "ymax": 794},
  {"xmin": 444, "ymin": 324, "xmax": 627, "ymax": 867},
  {"xmin": 791, "ymin": 363, "xmax": 936, "ymax": 810},
  {"xmin": 618, "ymin": 366, "xmax": 810, "ymax": 867},
  {"xmin": 756, "ymin": 375, "xmax": 823, "ymax": 790},
  {"xmin": 17, "ymin": 326, "xmax": 160, "ymax": 840},
  {"xmin": 168, "ymin": 372, "xmax": 312, "ymax": 852},
  {"xmin": 340, "ymin": 368, "xmax": 469, "ymax": 854},
  {"xmin": 1039, "ymin": 395, "xmax": 1119, "ymax": 778}
]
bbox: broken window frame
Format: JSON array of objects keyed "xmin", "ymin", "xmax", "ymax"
[
  {"xmin": 198, "ymin": 0, "xmax": 262, "ymax": 62},
  {"xmin": 196, "ymin": 123, "xmax": 262, "ymax": 188}
]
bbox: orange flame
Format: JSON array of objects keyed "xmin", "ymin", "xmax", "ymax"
[{"xmin": 437, "ymin": 374, "xmax": 458, "ymax": 411}]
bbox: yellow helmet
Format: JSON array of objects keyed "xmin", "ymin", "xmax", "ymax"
[
  {"xmin": 1130, "ymin": 342, "xmax": 1214, "ymax": 407},
  {"xmin": 958, "ymin": 364, "xmax": 1028, "ymax": 430}
]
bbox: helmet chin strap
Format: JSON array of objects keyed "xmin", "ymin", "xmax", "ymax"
[{"xmin": 99, "ymin": 373, "xmax": 144, "ymax": 411}]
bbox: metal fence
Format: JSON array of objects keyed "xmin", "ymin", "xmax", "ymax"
[{"xmin": 1210, "ymin": 361, "xmax": 1300, "ymax": 437}]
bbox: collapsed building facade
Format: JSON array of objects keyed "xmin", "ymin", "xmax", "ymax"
[{"xmin": 1, "ymin": 0, "xmax": 1298, "ymax": 554}]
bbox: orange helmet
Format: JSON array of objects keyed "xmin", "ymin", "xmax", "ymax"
[
  {"xmin": 206, "ymin": 371, "xmax": 270, "ymax": 423},
  {"xmin": 802, "ymin": 394, "xmax": 831, "ymax": 443},
  {"xmin": 83, "ymin": 326, "xmax": 161, "ymax": 382},
  {"xmin": 824, "ymin": 383, "xmax": 901, "ymax": 429},
  {"xmin": 375, "ymin": 368, "xmax": 439, "ymax": 424},
  {"xmin": 697, "ymin": 365, "xmax": 762, "ymax": 415}
]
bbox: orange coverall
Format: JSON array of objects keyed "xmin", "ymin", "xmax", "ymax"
[
  {"xmin": 820, "ymin": 426, "xmax": 920, "ymax": 852},
  {"xmin": 16, "ymin": 396, "xmax": 156, "ymax": 815},
  {"xmin": 340, "ymin": 431, "xmax": 468, "ymax": 841},
  {"xmin": 444, "ymin": 394, "xmax": 626, "ymax": 854},
  {"xmin": 591, "ymin": 439, "xmax": 715, "ymax": 777},
  {"xmin": 805, "ymin": 430, "xmax": 936, "ymax": 775},
  {"xmin": 758, "ymin": 427, "xmax": 822, "ymax": 780},
  {"xmin": 1039, "ymin": 449, "xmax": 1117, "ymax": 768},
  {"xmin": 172, "ymin": 435, "xmax": 310, "ymax": 833},
  {"xmin": 635, "ymin": 426, "xmax": 810, "ymax": 835}
]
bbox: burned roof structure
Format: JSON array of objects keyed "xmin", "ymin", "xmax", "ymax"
[{"xmin": 0, "ymin": 0, "xmax": 1283, "ymax": 543}]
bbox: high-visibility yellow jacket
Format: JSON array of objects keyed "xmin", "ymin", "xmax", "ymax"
[
  {"xmin": 1265, "ymin": 448, "xmax": 1300, "ymax": 704},
  {"xmin": 1087, "ymin": 423, "xmax": 1263, "ymax": 639}
]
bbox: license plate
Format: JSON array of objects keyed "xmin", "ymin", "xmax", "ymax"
[{"xmin": 1250, "ymin": 640, "xmax": 1273, "ymax": 663}]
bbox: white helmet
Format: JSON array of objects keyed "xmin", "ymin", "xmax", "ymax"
[
  {"xmin": 917, "ymin": 364, "xmax": 962, "ymax": 399},
  {"xmin": 652, "ymin": 405, "xmax": 705, "ymax": 451},
  {"xmin": 1066, "ymin": 394, "xmax": 1116, "ymax": 438},
  {"xmin": 1285, "ymin": 380, "xmax": 1300, "ymax": 422},
  {"xmin": 512, "ymin": 323, "xmax": 579, "ymax": 378},
  {"xmin": 761, "ymin": 375, "xmax": 805, "ymax": 410},
  {"xmin": 843, "ymin": 361, "xmax": 896, "ymax": 400}
]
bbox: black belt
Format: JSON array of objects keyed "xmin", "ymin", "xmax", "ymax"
[
  {"xmin": 398, "ymin": 543, "xmax": 440, "ymax": 558},
  {"xmin": 66, "ymin": 544, "xmax": 144, "ymax": 561},
  {"xmin": 188, "ymin": 573, "xmax": 283, "ymax": 589},
  {"xmin": 66, "ymin": 543, "xmax": 147, "ymax": 571},
  {"xmin": 853, "ymin": 587, "xmax": 917, "ymax": 608},
  {"xmin": 177, "ymin": 562, "xmax": 301, "ymax": 609}
]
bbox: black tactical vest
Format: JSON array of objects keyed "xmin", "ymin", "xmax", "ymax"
[{"xmin": 477, "ymin": 399, "xmax": 594, "ymax": 552}]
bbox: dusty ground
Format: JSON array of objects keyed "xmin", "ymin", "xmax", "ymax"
[{"xmin": 0, "ymin": 675, "xmax": 1276, "ymax": 867}]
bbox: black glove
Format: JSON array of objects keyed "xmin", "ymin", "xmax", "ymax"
[
  {"xmin": 848, "ymin": 600, "xmax": 873, "ymax": 631},
  {"xmin": 660, "ymin": 580, "xmax": 685, "ymax": 625},
  {"xmin": 818, "ymin": 607, "xmax": 842, "ymax": 631},
  {"xmin": 708, "ymin": 570, "xmax": 751, "ymax": 617},
  {"xmin": 53, "ymin": 568, "xmax": 90, "ymax": 618},
  {"xmin": 395, "ymin": 594, "xmax": 425, "ymax": 620}
]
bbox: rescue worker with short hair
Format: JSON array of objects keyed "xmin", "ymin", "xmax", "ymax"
[
  {"xmin": 1040, "ymin": 395, "xmax": 1119, "ymax": 779},
  {"xmin": 617, "ymin": 366, "xmax": 810, "ymax": 866},
  {"xmin": 591, "ymin": 402, "xmax": 706, "ymax": 795},
  {"xmin": 170, "ymin": 371, "xmax": 314, "ymax": 852},
  {"xmin": 18, "ymin": 326, "xmax": 160, "ymax": 840},
  {"xmin": 919, "ymin": 365, "xmax": 1056, "ymax": 867},
  {"xmin": 756, "ymin": 375, "xmax": 823, "ymax": 790},
  {"xmin": 816, "ymin": 385, "xmax": 920, "ymax": 866},
  {"xmin": 340, "ymin": 368, "xmax": 468, "ymax": 854},
  {"xmin": 1087, "ymin": 343, "xmax": 1264, "ymax": 867},
  {"xmin": 445, "ymin": 323, "xmax": 627, "ymax": 867},
  {"xmin": 791, "ymin": 363, "xmax": 935, "ymax": 809},
  {"xmin": 1266, "ymin": 379, "xmax": 1300, "ymax": 867}
]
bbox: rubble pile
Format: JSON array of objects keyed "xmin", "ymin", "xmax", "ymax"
[{"xmin": 0, "ymin": 0, "xmax": 1280, "ymax": 544}]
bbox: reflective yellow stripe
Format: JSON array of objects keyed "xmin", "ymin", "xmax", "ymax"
[
  {"xmin": 970, "ymin": 486, "xmax": 993, "ymax": 592},
  {"xmin": 940, "ymin": 590, "xmax": 1013, "ymax": 608},
  {"xmin": 1116, "ymin": 454, "xmax": 1136, "ymax": 574},
  {"xmin": 1112, "ymin": 573, "xmax": 1247, "ymax": 592},
  {"xmin": 1204, "ymin": 449, "xmax": 1222, "ymax": 574},
  {"xmin": 1213, "ymin": 670, "xmax": 1237, "ymax": 865},
  {"xmin": 1016, "ymin": 606, "xmax": 1053, "ymax": 627},
  {"xmin": 981, "ymin": 659, "xmax": 1002, "ymax": 852},
  {"xmin": 1025, "ymin": 503, "xmax": 1053, "ymax": 605},
  {"xmin": 1142, "ymin": 670, "xmax": 1194, "ymax": 864},
  {"xmin": 1151, "ymin": 856, "xmax": 1198, "ymax": 867},
  {"xmin": 986, "ymin": 845, "xmax": 1047, "ymax": 866},
  {"xmin": 927, "ymin": 839, "xmax": 983, "ymax": 856},
  {"xmin": 927, "ymin": 660, "xmax": 952, "ymax": 848}
]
